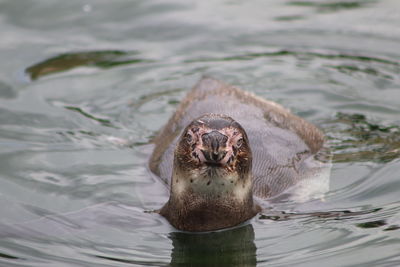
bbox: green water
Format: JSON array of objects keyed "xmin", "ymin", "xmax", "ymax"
[{"xmin": 1, "ymin": 0, "xmax": 400, "ymax": 266}]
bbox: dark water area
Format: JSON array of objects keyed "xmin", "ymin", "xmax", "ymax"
[{"xmin": 1, "ymin": 0, "xmax": 400, "ymax": 266}]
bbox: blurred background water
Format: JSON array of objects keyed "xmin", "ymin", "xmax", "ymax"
[{"xmin": 0, "ymin": 0, "xmax": 400, "ymax": 266}]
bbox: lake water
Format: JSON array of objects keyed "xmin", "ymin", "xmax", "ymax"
[{"xmin": 1, "ymin": 0, "xmax": 400, "ymax": 266}]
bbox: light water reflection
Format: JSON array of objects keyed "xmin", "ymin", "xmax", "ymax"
[{"xmin": 1, "ymin": 0, "xmax": 400, "ymax": 266}]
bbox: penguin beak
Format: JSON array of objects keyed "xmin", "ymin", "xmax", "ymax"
[{"xmin": 200, "ymin": 131, "xmax": 228, "ymax": 165}]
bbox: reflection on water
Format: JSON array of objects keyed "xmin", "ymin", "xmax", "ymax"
[
  {"xmin": 185, "ymin": 50, "xmax": 400, "ymax": 66},
  {"xmin": 288, "ymin": 1, "xmax": 375, "ymax": 12},
  {"xmin": 260, "ymin": 206, "xmax": 400, "ymax": 231},
  {"xmin": 170, "ymin": 224, "xmax": 256, "ymax": 267},
  {"xmin": 1, "ymin": 0, "xmax": 400, "ymax": 266},
  {"xmin": 64, "ymin": 105, "xmax": 116, "ymax": 128},
  {"xmin": 259, "ymin": 207, "xmax": 382, "ymax": 221},
  {"xmin": 356, "ymin": 220, "xmax": 386, "ymax": 229},
  {"xmin": 25, "ymin": 50, "xmax": 149, "ymax": 80},
  {"xmin": 325, "ymin": 112, "xmax": 400, "ymax": 163},
  {"xmin": 0, "ymin": 252, "xmax": 19, "ymax": 260}
]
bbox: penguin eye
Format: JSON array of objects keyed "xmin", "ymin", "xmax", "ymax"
[
  {"xmin": 236, "ymin": 138, "xmax": 243, "ymax": 148},
  {"xmin": 186, "ymin": 133, "xmax": 193, "ymax": 144}
]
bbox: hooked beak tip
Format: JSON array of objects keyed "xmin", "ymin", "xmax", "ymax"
[{"xmin": 201, "ymin": 149, "xmax": 227, "ymax": 164}]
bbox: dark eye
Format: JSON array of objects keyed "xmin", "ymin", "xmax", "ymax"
[
  {"xmin": 236, "ymin": 138, "xmax": 243, "ymax": 148},
  {"xmin": 186, "ymin": 133, "xmax": 193, "ymax": 143}
]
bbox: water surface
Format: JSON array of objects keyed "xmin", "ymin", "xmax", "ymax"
[{"xmin": 1, "ymin": 0, "xmax": 400, "ymax": 266}]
